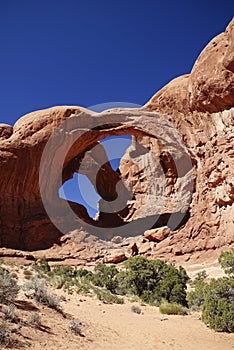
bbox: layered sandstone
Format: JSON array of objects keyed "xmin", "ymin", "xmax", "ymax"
[
  {"xmin": 143, "ymin": 18, "xmax": 234, "ymax": 258},
  {"xmin": 0, "ymin": 106, "xmax": 193, "ymax": 250}
]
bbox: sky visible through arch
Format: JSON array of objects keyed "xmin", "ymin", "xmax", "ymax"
[{"xmin": 59, "ymin": 134, "xmax": 132, "ymax": 218}]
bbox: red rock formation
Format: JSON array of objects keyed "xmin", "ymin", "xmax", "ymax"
[
  {"xmin": 0, "ymin": 19, "xmax": 233, "ymax": 261},
  {"xmin": 0, "ymin": 104, "xmax": 193, "ymax": 250},
  {"xmin": 143, "ymin": 18, "xmax": 234, "ymax": 258}
]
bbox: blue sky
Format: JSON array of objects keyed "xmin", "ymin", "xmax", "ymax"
[
  {"xmin": 59, "ymin": 135, "xmax": 132, "ymax": 217},
  {"xmin": 0, "ymin": 0, "xmax": 233, "ymax": 125},
  {"xmin": 0, "ymin": 1, "xmax": 233, "ymax": 217}
]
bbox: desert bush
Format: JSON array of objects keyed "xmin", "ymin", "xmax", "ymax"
[
  {"xmin": 0, "ymin": 269, "xmax": 20, "ymax": 304},
  {"xmin": 218, "ymin": 248, "xmax": 234, "ymax": 276},
  {"xmin": 48, "ymin": 265, "xmax": 92, "ymax": 293},
  {"xmin": 27, "ymin": 312, "xmax": 42, "ymax": 327},
  {"xmin": 23, "ymin": 269, "xmax": 33, "ymax": 280},
  {"xmin": 94, "ymin": 288, "xmax": 124, "ymax": 304},
  {"xmin": 68, "ymin": 320, "xmax": 83, "ymax": 336},
  {"xmin": 159, "ymin": 301, "xmax": 188, "ymax": 315},
  {"xmin": 74, "ymin": 281, "xmax": 91, "ymax": 295},
  {"xmin": 33, "ymin": 257, "xmax": 51, "ymax": 274},
  {"xmin": 50, "ymin": 275, "xmax": 65, "ymax": 289},
  {"xmin": 186, "ymin": 252, "xmax": 234, "ymax": 332},
  {"xmin": 128, "ymin": 295, "xmax": 142, "ymax": 303},
  {"xmin": 0, "ymin": 320, "xmax": 16, "ymax": 347},
  {"xmin": 59, "ymin": 295, "xmax": 66, "ymax": 302},
  {"xmin": 187, "ymin": 271, "xmax": 208, "ymax": 310},
  {"xmin": 115, "ymin": 256, "xmax": 189, "ymax": 306},
  {"xmin": 2, "ymin": 304, "xmax": 19, "ymax": 323},
  {"xmin": 52, "ymin": 265, "xmax": 75, "ymax": 278},
  {"xmin": 10, "ymin": 272, "xmax": 18, "ymax": 279},
  {"xmin": 131, "ymin": 305, "xmax": 141, "ymax": 314},
  {"xmin": 91, "ymin": 264, "xmax": 118, "ymax": 293},
  {"xmin": 202, "ymin": 276, "xmax": 234, "ymax": 332},
  {"xmin": 24, "ymin": 277, "xmax": 62, "ymax": 312}
]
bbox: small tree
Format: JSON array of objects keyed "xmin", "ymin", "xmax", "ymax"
[
  {"xmin": 92, "ymin": 264, "xmax": 119, "ymax": 293},
  {"xmin": 202, "ymin": 277, "xmax": 234, "ymax": 332},
  {"xmin": 218, "ymin": 248, "xmax": 234, "ymax": 276},
  {"xmin": 115, "ymin": 256, "xmax": 189, "ymax": 306},
  {"xmin": 187, "ymin": 271, "xmax": 208, "ymax": 310}
]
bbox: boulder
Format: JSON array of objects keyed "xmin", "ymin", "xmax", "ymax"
[
  {"xmin": 102, "ymin": 250, "xmax": 127, "ymax": 264},
  {"xmin": 144, "ymin": 227, "xmax": 170, "ymax": 242}
]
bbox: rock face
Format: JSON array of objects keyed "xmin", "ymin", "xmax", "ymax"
[
  {"xmin": 144, "ymin": 18, "xmax": 234, "ymax": 257},
  {"xmin": 0, "ymin": 106, "xmax": 193, "ymax": 250},
  {"xmin": 0, "ymin": 19, "xmax": 233, "ymax": 259}
]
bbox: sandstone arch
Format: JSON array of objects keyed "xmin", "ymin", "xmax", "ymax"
[{"xmin": 0, "ymin": 19, "xmax": 234, "ymax": 257}]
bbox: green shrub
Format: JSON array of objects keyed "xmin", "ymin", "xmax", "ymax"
[
  {"xmin": 33, "ymin": 257, "xmax": 51, "ymax": 274},
  {"xmin": 0, "ymin": 269, "xmax": 20, "ymax": 304},
  {"xmin": 218, "ymin": 248, "xmax": 234, "ymax": 276},
  {"xmin": 202, "ymin": 277, "xmax": 234, "ymax": 332},
  {"xmin": 115, "ymin": 256, "xmax": 189, "ymax": 306},
  {"xmin": 50, "ymin": 275, "xmax": 66, "ymax": 289},
  {"xmin": 74, "ymin": 281, "xmax": 91, "ymax": 295},
  {"xmin": 159, "ymin": 301, "xmax": 188, "ymax": 315},
  {"xmin": 91, "ymin": 264, "xmax": 118, "ymax": 293},
  {"xmin": 48, "ymin": 265, "xmax": 92, "ymax": 292},
  {"xmin": 187, "ymin": 271, "xmax": 208, "ymax": 310},
  {"xmin": 94, "ymin": 288, "xmax": 124, "ymax": 304}
]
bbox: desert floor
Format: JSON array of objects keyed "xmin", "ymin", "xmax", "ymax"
[
  {"xmin": 15, "ymin": 288, "xmax": 234, "ymax": 350},
  {"xmin": 2, "ymin": 258, "xmax": 234, "ymax": 350}
]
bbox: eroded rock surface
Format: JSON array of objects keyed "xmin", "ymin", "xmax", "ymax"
[
  {"xmin": 144, "ymin": 18, "xmax": 234, "ymax": 258},
  {"xmin": 0, "ymin": 106, "xmax": 193, "ymax": 250},
  {"xmin": 0, "ymin": 19, "xmax": 233, "ymax": 261}
]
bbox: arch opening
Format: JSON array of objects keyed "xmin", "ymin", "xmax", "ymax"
[{"xmin": 59, "ymin": 134, "xmax": 132, "ymax": 218}]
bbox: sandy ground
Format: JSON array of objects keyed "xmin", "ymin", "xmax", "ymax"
[
  {"xmin": 1, "ymin": 259, "xmax": 234, "ymax": 350},
  {"xmin": 13, "ymin": 292, "xmax": 234, "ymax": 350},
  {"xmin": 64, "ymin": 295, "xmax": 234, "ymax": 350}
]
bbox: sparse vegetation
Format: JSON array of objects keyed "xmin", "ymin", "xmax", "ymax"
[
  {"xmin": 48, "ymin": 265, "xmax": 92, "ymax": 295},
  {"xmin": 0, "ymin": 248, "xmax": 233, "ymax": 350},
  {"xmin": 93, "ymin": 288, "xmax": 124, "ymax": 304},
  {"xmin": 0, "ymin": 320, "xmax": 16, "ymax": 348},
  {"xmin": 2, "ymin": 304, "xmax": 19, "ymax": 323},
  {"xmin": 131, "ymin": 305, "xmax": 142, "ymax": 314},
  {"xmin": 159, "ymin": 301, "xmax": 188, "ymax": 315},
  {"xmin": 26, "ymin": 256, "xmax": 190, "ymax": 307},
  {"xmin": 68, "ymin": 320, "xmax": 83, "ymax": 336},
  {"xmin": 24, "ymin": 277, "xmax": 62, "ymax": 312},
  {"xmin": 0, "ymin": 268, "xmax": 20, "ymax": 304},
  {"xmin": 27, "ymin": 312, "xmax": 42, "ymax": 327}
]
